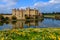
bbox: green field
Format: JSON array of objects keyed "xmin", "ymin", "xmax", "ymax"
[
  {"xmin": 44, "ymin": 15, "xmax": 55, "ymax": 18},
  {"xmin": 0, "ymin": 28, "xmax": 60, "ymax": 40}
]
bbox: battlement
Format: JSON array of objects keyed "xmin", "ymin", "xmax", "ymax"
[{"xmin": 0, "ymin": 8, "xmax": 42, "ymax": 20}]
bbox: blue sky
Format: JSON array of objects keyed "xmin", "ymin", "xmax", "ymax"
[{"xmin": 0, "ymin": 0, "xmax": 60, "ymax": 13}]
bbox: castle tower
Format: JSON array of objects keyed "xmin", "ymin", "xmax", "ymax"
[
  {"xmin": 34, "ymin": 8, "xmax": 39, "ymax": 15},
  {"xmin": 19, "ymin": 9, "xmax": 25, "ymax": 20},
  {"xmin": 12, "ymin": 8, "xmax": 41, "ymax": 20},
  {"xmin": 16, "ymin": 9, "xmax": 20, "ymax": 19},
  {"xmin": 12, "ymin": 9, "xmax": 16, "ymax": 16},
  {"xmin": 20, "ymin": 9, "xmax": 23, "ymax": 19},
  {"xmin": 26, "ymin": 7, "xmax": 30, "ymax": 16}
]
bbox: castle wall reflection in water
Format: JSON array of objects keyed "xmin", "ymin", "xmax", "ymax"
[
  {"xmin": 12, "ymin": 20, "xmax": 43, "ymax": 29},
  {"xmin": 0, "ymin": 18, "xmax": 60, "ymax": 30},
  {"xmin": 0, "ymin": 19, "xmax": 43, "ymax": 30}
]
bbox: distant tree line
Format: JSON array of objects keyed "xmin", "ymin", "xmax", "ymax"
[
  {"xmin": 42, "ymin": 12, "xmax": 60, "ymax": 15},
  {"xmin": 42, "ymin": 12, "xmax": 60, "ymax": 20}
]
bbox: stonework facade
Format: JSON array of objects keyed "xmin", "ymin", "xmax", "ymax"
[{"xmin": 1, "ymin": 8, "xmax": 41, "ymax": 20}]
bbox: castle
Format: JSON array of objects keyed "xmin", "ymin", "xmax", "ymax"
[{"xmin": 1, "ymin": 8, "xmax": 42, "ymax": 20}]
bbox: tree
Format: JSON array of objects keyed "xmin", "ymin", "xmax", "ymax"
[
  {"xmin": 12, "ymin": 16, "xmax": 17, "ymax": 20},
  {"xmin": 4, "ymin": 17, "xmax": 9, "ymax": 21},
  {"xmin": 0, "ymin": 15, "xmax": 4, "ymax": 21}
]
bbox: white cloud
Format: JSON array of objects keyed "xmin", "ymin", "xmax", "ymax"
[
  {"xmin": 0, "ymin": 0, "xmax": 18, "ymax": 13},
  {"xmin": 49, "ymin": 0, "xmax": 60, "ymax": 3},
  {"xmin": 19, "ymin": 7, "xmax": 27, "ymax": 9},
  {"xmin": 34, "ymin": 2, "xmax": 48, "ymax": 7},
  {"xmin": 34, "ymin": 0, "xmax": 60, "ymax": 7},
  {"xmin": 0, "ymin": 0, "xmax": 17, "ymax": 7},
  {"xmin": 34, "ymin": 0, "xmax": 60, "ymax": 12},
  {"xmin": 0, "ymin": 0, "xmax": 60, "ymax": 13}
]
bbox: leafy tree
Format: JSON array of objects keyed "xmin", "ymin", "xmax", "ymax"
[
  {"xmin": 0, "ymin": 15, "xmax": 4, "ymax": 21},
  {"xmin": 12, "ymin": 16, "xmax": 17, "ymax": 20},
  {"xmin": 4, "ymin": 17, "xmax": 9, "ymax": 21}
]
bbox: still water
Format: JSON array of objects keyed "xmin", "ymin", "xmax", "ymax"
[{"xmin": 0, "ymin": 18, "xmax": 60, "ymax": 30}]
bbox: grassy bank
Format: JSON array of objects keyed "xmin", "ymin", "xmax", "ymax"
[
  {"xmin": 44, "ymin": 15, "xmax": 55, "ymax": 18},
  {"xmin": 0, "ymin": 28, "xmax": 60, "ymax": 40},
  {"xmin": 43, "ymin": 14, "xmax": 60, "ymax": 19}
]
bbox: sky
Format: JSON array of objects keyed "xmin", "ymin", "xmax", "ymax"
[{"xmin": 0, "ymin": 0, "xmax": 60, "ymax": 13}]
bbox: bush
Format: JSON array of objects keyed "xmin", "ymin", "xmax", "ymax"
[
  {"xmin": 4, "ymin": 17, "xmax": 9, "ymax": 21},
  {"xmin": 12, "ymin": 16, "xmax": 17, "ymax": 20},
  {"xmin": 0, "ymin": 15, "xmax": 4, "ymax": 21},
  {"xmin": 55, "ymin": 15, "xmax": 60, "ymax": 20}
]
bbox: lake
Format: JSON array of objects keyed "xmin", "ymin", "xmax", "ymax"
[{"xmin": 0, "ymin": 18, "xmax": 60, "ymax": 30}]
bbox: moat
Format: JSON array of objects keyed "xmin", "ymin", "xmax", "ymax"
[{"xmin": 0, "ymin": 18, "xmax": 60, "ymax": 30}]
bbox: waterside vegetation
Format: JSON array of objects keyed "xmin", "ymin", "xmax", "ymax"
[{"xmin": 43, "ymin": 12, "xmax": 60, "ymax": 20}]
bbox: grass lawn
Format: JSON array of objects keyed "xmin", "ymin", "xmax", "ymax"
[
  {"xmin": 0, "ymin": 28, "xmax": 60, "ymax": 40},
  {"xmin": 44, "ymin": 15, "xmax": 55, "ymax": 18}
]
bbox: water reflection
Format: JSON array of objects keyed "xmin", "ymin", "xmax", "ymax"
[
  {"xmin": 12, "ymin": 21, "xmax": 25, "ymax": 29},
  {"xmin": 12, "ymin": 19, "xmax": 43, "ymax": 29},
  {"xmin": 0, "ymin": 18, "xmax": 60, "ymax": 30},
  {"xmin": 0, "ymin": 19, "xmax": 44, "ymax": 30},
  {"xmin": 0, "ymin": 21, "xmax": 9, "ymax": 26},
  {"xmin": 0, "ymin": 21, "xmax": 4, "ymax": 26}
]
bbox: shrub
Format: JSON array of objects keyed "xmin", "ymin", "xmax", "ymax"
[
  {"xmin": 0, "ymin": 15, "xmax": 4, "ymax": 21},
  {"xmin": 12, "ymin": 16, "xmax": 17, "ymax": 20},
  {"xmin": 4, "ymin": 17, "xmax": 9, "ymax": 21}
]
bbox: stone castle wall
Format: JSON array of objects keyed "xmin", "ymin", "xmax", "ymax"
[
  {"xmin": 12, "ymin": 8, "xmax": 40, "ymax": 19},
  {"xmin": 2, "ymin": 8, "xmax": 41, "ymax": 20},
  {"xmin": 2, "ymin": 14, "xmax": 12, "ymax": 19}
]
